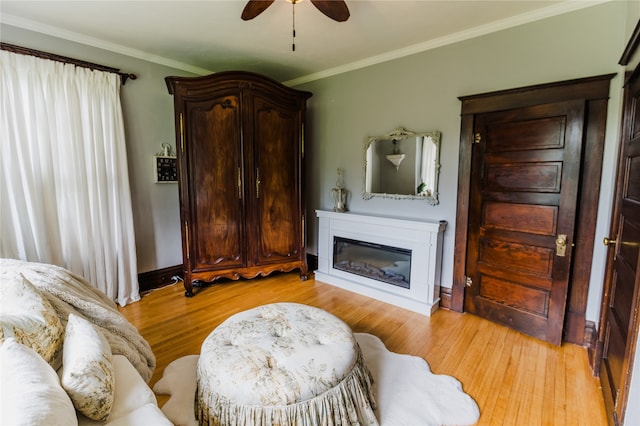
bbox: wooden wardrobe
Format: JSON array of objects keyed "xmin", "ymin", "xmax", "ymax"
[{"xmin": 165, "ymin": 71, "xmax": 312, "ymax": 296}]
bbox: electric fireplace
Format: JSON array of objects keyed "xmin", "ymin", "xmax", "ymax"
[{"xmin": 315, "ymin": 210, "xmax": 446, "ymax": 316}]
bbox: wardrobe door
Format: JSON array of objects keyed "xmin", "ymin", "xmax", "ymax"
[
  {"xmin": 249, "ymin": 91, "xmax": 304, "ymax": 267},
  {"xmin": 184, "ymin": 93, "xmax": 246, "ymax": 272}
]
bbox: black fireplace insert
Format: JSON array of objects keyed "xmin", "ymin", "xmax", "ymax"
[{"xmin": 333, "ymin": 236, "xmax": 411, "ymax": 289}]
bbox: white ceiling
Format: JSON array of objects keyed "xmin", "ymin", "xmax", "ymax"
[{"xmin": 1, "ymin": 0, "xmax": 607, "ymax": 84}]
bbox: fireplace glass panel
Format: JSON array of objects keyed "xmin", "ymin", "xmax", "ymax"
[{"xmin": 333, "ymin": 237, "xmax": 411, "ymax": 289}]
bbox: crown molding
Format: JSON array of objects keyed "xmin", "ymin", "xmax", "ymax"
[
  {"xmin": 0, "ymin": 14, "xmax": 213, "ymax": 76},
  {"xmin": 284, "ymin": 0, "xmax": 611, "ymax": 86},
  {"xmin": 1, "ymin": 1, "xmax": 610, "ymax": 86}
]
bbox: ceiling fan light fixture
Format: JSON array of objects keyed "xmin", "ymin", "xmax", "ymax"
[
  {"xmin": 242, "ymin": 0, "xmax": 349, "ymax": 22},
  {"xmin": 241, "ymin": 0, "xmax": 350, "ymax": 51}
]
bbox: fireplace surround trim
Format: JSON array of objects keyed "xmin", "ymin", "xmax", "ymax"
[{"xmin": 315, "ymin": 210, "xmax": 446, "ymax": 316}]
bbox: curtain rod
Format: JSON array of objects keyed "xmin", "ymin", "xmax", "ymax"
[{"xmin": 0, "ymin": 42, "xmax": 137, "ymax": 85}]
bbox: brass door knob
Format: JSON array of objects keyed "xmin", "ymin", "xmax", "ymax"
[
  {"xmin": 556, "ymin": 234, "xmax": 567, "ymax": 256},
  {"xmin": 603, "ymin": 237, "xmax": 617, "ymax": 246}
]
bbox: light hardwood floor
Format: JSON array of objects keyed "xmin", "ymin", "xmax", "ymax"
[{"xmin": 119, "ymin": 272, "xmax": 608, "ymax": 425}]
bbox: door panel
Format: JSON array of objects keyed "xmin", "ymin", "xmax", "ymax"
[
  {"xmin": 486, "ymin": 162, "xmax": 562, "ymax": 192},
  {"xmin": 251, "ymin": 93, "xmax": 303, "ymax": 266},
  {"xmin": 186, "ymin": 95, "xmax": 246, "ymax": 271},
  {"xmin": 483, "ymin": 202, "xmax": 558, "ymax": 235},
  {"xmin": 599, "ymin": 67, "xmax": 640, "ymax": 424},
  {"xmin": 465, "ymin": 100, "xmax": 584, "ymax": 345},
  {"xmin": 487, "ymin": 116, "xmax": 567, "ymax": 151}
]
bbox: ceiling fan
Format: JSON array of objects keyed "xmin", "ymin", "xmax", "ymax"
[{"xmin": 241, "ymin": 0, "xmax": 350, "ymax": 22}]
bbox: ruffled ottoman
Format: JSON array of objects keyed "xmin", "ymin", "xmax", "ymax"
[{"xmin": 195, "ymin": 303, "xmax": 378, "ymax": 426}]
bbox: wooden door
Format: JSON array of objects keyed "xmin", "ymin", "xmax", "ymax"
[
  {"xmin": 249, "ymin": 91, "xmax": 304, "ymax": 267},
  {"xmin": 598, "ymin": 67, "xmax": 640, "ymax": 425},
  {"xmin": 454, "ymin": 75, "xmax": 613, "ymax": 346},
  {"xmin": 464, "ymin": 101, "xmax": 584, "ymax": 345},
  {"xmin": 184, "ymin": 92, "xmax": 246, "ymax": 273}
]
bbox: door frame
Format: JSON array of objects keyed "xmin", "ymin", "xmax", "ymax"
[
  {"xmin": 452, "ymin": 75, "xmax": 614, "ymax": 345},
  {"xmin": 596, "ymin": 66, "xmax": 640, "ymax": 426},
  {"xmin": 594, "ymin": 24, "xmax": 640, "ymax": 423}
]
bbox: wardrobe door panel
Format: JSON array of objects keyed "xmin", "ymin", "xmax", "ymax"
[
  {"xmin": 251, "ymin": 94, "xmax": 303, "ymax": 265},
  {"xmin": 187, "ymin": 96, "xmax": 246, "ymax": 271}
]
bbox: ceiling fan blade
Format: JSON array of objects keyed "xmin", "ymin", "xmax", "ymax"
[
  {"xmin": 310, "ymin": 0, "xmax": 350, "ymax": 22},
  {"xmin": 241, "ymin": 0, "xmax": 276, "ymax": 20}
]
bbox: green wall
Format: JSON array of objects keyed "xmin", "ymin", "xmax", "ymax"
[{"xmin": 295, "ymin": 1, "xmax": 627, "ymax": 324}]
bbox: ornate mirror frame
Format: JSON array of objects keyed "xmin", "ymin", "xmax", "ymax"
[{"xmin": 363, "ymin": 127, "xmax": 441, "ymax": 205}]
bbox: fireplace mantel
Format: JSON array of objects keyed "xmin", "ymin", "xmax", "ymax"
[{"xmin": 315, "ymin": 210, "xmax": 446, "ymax": 316}]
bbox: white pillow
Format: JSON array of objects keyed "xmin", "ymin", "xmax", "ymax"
[
  {"xmin": 0, "ymin": 273, "xmax": 64, "ymax": 366},
  {"xmin": 0, "ymin": 338, "xmax": 78, "ymax": 426},
  {"xmin": 108, "ymin": 355, "xmax": 157, "ymax": 421},
  {"xmin": 60, "ymin": 314, "xmax": 115, "ymax": 421}
]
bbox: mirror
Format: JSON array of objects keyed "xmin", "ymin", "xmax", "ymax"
[{"xmin": 363, "ymin": 127, "xmax": 441, "ymax": 205}]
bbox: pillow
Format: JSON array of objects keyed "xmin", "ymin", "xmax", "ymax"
[
  {"xmin": 0, "ymin": 273, "xmax": 64, "ymax": 366},
  {"xmin": 107, "ymin": 355, "xmax": 157, "ymax": 421},
  {"xmin": 0, "ymin": 338, "xmax": 78, "ymax": 426},
  {"xmin": 60, "ymin": 314, "xmax": 115, "ymax": 421}
]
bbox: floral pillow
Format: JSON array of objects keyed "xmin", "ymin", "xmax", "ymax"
[
  {"xmin": 0, "ymin": 273, "xmax": 64, "ymax": 366},
  {"xmin": 59, "ymin": 313, "xmax": 115, "ymax": 422}
]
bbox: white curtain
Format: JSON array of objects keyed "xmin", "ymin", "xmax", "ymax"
[{"xmin": 0, "ymin": 50, "xmax": 139, "ymax": 306}]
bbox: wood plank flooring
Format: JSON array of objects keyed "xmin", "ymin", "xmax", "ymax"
[{"xmin": 118, "ymin": 272, "xmax": 608, "ymax": 425}]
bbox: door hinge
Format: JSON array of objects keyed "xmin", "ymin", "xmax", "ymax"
[
  {"xmin": 465, "ymin": 276, "xmax": 473, "ymax": 287},
  {"xmin": 473, "ymin": 133, "xmax": 481, "ymax": 144}
]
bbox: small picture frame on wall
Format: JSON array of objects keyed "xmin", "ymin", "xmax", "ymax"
[{"xmin": 153, "ymin": 155, "xmax": 178, "ymax": 183}]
